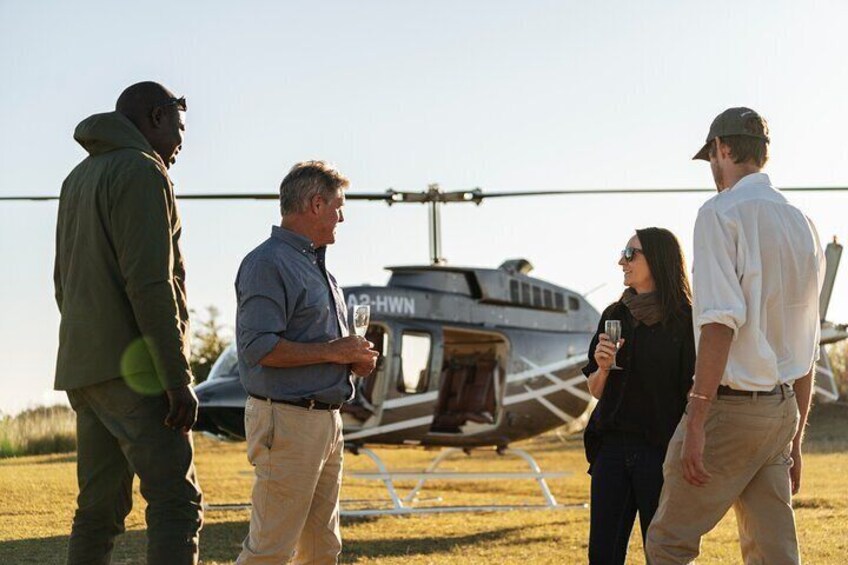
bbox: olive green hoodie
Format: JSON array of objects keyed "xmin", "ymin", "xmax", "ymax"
[{"xmin": 54, "ymin": 111, "xmax": 191, "ymax": 393}]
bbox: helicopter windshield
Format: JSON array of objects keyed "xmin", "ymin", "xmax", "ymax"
[{"xmin": 207, "ymin": 343, "xmax": 239, "ymax": 380}]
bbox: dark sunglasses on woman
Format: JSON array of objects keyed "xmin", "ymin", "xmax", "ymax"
[{"xmin": 621, "ymin": 246, "xmax": 643, "ymax": 262}]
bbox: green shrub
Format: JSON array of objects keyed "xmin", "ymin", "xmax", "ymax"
[{"xmin": 190, "ymin": 305, "xmax": 232, "ymax": 385}]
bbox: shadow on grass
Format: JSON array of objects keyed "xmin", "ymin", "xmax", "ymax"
[
  {"xmin": 0, "ymin": 520, "xmax": 246, "ymax": 565},
  {"xmin": 341, "ymin": 522, "xmax": 563, "ymax": 562},
  {"xmin": 0, "ymin": 518, "xmax": 573, "ymax": 564}
]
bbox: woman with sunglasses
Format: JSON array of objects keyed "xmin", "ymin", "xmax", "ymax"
[{"xmin": 582, "ymin": 227, "xmax": 695, "ymax": 564}]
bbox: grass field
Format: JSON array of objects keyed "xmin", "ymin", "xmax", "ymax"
[{"xmin": 1, "ymin": 404, "xmax": 847, "ymax": 564}]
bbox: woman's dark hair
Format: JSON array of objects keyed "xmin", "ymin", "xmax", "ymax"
[{"xmin": 635, "ymin": 227, "xmax": 692, "ymax": 326}]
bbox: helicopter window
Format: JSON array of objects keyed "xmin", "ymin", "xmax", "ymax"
[
  {"xmin": 399, "ymin": 331, "xmax": 431, "ymax": 394},
  {"xmin": 568, "ymin": 296, "xmax": 580, "ymax": 310},
  {"xmin": 520, "ymin": 282, "xmax": 532, "ymax": 306},
  {"xmin": 510, "ymin": 280, "xmax": 520, "ymax": 302},
  {"xmin": 555, "ymin": 292, "xmax": 565, "ymax": 311}
]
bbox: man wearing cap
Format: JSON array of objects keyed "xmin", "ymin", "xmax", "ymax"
[
  {"xmin": 235, "ymin": 161, "xmax": 378, "ymax": 564},
  {"xmin": 645, "ymin": 108, "xmax": 825, "ymax": 564}
]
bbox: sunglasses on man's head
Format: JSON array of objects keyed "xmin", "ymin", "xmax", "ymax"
[
  {"xmin": 160, "ymin": 96, "xmax": 187, "ymax": 112},
  {"xmin": 621, "ymin": 247, "xmax": 643, "ymax": 262}
]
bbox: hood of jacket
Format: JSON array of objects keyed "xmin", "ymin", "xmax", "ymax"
[{"xmin": 73, "ymin": 111, "xmax": 162, "ymax": 163}]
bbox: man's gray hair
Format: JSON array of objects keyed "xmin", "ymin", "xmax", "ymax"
[{"xmin": 279, "ymin": 161, "xmax": 349, "ymax": 216}]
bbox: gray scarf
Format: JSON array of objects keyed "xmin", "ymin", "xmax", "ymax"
[{"xmin": 621, "ymin": 287, "xmax": 663, "ymax": 326}]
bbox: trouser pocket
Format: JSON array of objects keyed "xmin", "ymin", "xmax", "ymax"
[
  {"xmin": 245, "ymin": 398, "xmax": 275, "ymax": 464},
  {"xmin": 263, "ymin": 405, "xmax": 275, "ymax": 449}
]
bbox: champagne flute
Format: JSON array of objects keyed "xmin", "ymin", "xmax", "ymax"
[
  {"xmin": 352, "ymin": 304, "xmax": 370, "ymax": 337},
  {"xmin": 605, "ymin": 319, "xmax": 623, "ymax": 370}
]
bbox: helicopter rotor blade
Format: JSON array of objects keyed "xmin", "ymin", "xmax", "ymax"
[
  {"xmin": 0, "ymin": 192, "xmax": 400, "ymax": 203},
  {"xmin": 176, "ymin": 192, "xmax": 398, "ymax": 202},
  {"xmin": 0, "ymin": 195, "xmax": 60, "ymax": 201},
  {"xmin": 2, "ymin": 186, "xmax": 847, "ymax": 203},
  {"xmin": 177, "ymin": 185, "xmax": 848, "ymax": 203},
  {"xmin": 820, "ymin": 239, "xmax": 843, "ymax": 321},
  {"xmin": 474, "ymin": 186, "xmax": 848, "ymax": 198}
]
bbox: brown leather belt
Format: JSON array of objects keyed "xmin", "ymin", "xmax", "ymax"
[
  {"xmin": 249, "ymin": 393, "xmax": 342, "ymax": 411},
  {"xmin": 716, "ymin": 384, "xmax": 786, "ymax": 397}
]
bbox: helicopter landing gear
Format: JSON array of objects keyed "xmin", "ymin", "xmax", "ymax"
[
  {"xmin": 201, "ymin": 445, "xmax": 587, "ymax": 516},
  {"xmin": 341, "ymin": 446, "xmax": 587, "ymax": 516}
]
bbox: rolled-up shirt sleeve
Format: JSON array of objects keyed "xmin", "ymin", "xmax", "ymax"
[
  {"xmin": 236, "ymin": 259, "xmax": 288, "ymax": 367},
  {"xmin": 693, "ymin": 205, "xmax": 746, "ymax": 338}
]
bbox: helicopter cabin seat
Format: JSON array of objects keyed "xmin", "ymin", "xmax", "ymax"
[
  {"xmin": 432, "ymin": 355, "xmax": 500, "ymax": 432},
  {"xmin": 464, "ymin": 356, "xmax": 498, "ymax": 424}
]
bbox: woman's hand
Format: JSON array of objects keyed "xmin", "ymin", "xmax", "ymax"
[{"xmin": 593, "ymin": 333, "xmax": 624, "ymax": 371}]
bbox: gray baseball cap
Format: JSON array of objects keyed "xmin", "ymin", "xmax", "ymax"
[{"xmin": 693, "ymin": 107, "xmax": 770, "ymax": 161}]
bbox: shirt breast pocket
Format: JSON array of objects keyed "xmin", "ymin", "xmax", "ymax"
[{"xmin": 290, "ymin": 287, "xmax": 331, "ymax": 332}]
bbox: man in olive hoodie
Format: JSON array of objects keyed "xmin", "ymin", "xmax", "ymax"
[{"xmin": 54, "ymin": 81, "xmax": 203, "ymax": 565}]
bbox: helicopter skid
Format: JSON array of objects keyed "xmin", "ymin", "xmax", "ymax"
[
  {"xmin": 340, "ymin": 502, "xmax": 586, "ymax": 516},
  {"xmin": 203, "ymin": 446, "xmax": 587, "ymax": 516},
  {"xmin": 340, "ymin": 446, "xmax": 587, "ymax": 516}
]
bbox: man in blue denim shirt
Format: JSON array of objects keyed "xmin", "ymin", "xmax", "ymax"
[{"xmin": 235, "ymin": 161, "xmax": 378, "ymax": 565}]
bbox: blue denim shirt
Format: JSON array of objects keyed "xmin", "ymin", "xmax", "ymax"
[{"xmin": 235, "ymin": 226, "xmax": 353, "ymax": 404}]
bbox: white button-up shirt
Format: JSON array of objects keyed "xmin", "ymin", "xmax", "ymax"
[{"xmin": 692, "ymin": 172, "xmax": 825, "ymax": 390}]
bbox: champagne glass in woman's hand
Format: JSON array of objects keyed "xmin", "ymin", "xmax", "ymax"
[{"xmin": 605, "ymin": 320, "xmax": 624, "ymax": 370}]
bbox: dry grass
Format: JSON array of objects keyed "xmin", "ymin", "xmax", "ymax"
[
  {"xmin": 0, "ymin": 405, "xmax": 75, "ymax": 458},
  {"xmin": 1, "ymin": 404, "xmax": 847, "ymax": 564}
]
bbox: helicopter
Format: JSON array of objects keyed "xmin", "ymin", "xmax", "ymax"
[
  {"xmin": 4, "ymin": 184, "xmax": 846, "ymax": 514},
  {"xmin": 195, "ymin": 255, "xmax": 600, "ymax": 448},
  {"xmin": 188, "ymin": 184, "xmax": 846, "ymax": 448},
  {"xmin": 6, "ymin": 185, "xmax": 845, "ymax": 443},
  {"xmin": 187, "ymin": 184, "xmax": 845, "ymax": 515}
]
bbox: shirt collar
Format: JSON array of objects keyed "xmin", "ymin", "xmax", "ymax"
[
  {"xmin": 727, "ymin": 172, "xmax": 770, "ymax": 193},
  {"xmin": 271, "ymin": 225, "xmax": 317, "ymax": 256}
]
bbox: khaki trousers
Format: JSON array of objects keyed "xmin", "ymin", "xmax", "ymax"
[
  {"xmin": 236, "ymin": 397, "xmax": 344, "ymax": 565},
  {"xmin": 645, "ymin": 388, "xmax": 800, "ymax": 565}
]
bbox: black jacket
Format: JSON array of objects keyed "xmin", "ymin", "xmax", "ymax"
[{"xmin": 582, "ymin": 301, "xmax": 695, "ymax": 462}]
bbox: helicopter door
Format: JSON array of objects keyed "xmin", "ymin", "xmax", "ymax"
[{"xmin": 430, "ymin": 328, "xmax": 508, "ymax": 434}]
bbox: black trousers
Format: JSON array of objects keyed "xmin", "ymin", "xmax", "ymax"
[
  {"xmin": 588, "ymin": 437, "xmax": 666, "ymax": 565},
  {"xmin": 66, "ymin": 378, "xmax": 203, "ymax": 565}
]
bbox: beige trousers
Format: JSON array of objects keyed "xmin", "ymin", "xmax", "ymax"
[
  {"xmin": 645, "ymin": 388, "xmax": 800, "ymax": 565},
  {"xmin": 236, "ymin": 397, "xmax": 344, "ymax": 565}
]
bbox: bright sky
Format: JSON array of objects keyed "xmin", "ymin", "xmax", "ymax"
[{"xmin": 1, "ymin": 1, "xmax": 847, "ymax": 415}]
